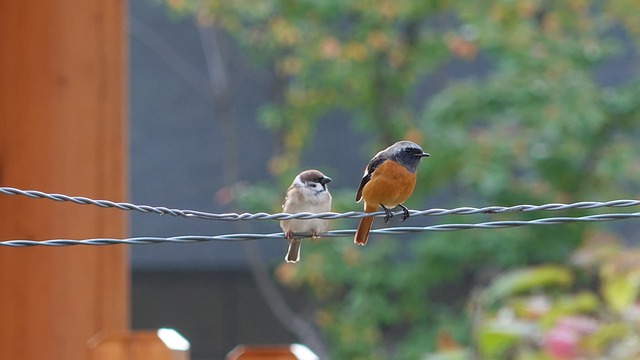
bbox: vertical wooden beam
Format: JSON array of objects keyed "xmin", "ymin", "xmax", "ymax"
[{"xmin": 0, "ymin": 1, "xmax": 128, "ymax": 360}]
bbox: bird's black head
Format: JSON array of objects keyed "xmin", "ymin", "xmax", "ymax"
[{"xmin": 386, "ymin": 141, "xmax": 430, "ymax": 173}]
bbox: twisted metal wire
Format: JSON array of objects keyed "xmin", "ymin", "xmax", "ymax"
[
  {"xmin": 1, "ymin": 211, "xmax": 638, "ymax": 247},
  {"xmin": 1, "ymin": 186, "xmax": 639, "ymax": 221}
]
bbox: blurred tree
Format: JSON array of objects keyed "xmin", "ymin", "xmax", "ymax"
[{"xmin": 164, "ymin": 0, "xmax": 640, "ymax": 358}]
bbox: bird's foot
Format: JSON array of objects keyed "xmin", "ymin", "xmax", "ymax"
[
  {"xmin": 399, "ymin": 204, "xmax": 410, "ymax": 221},
  {"xmin": 311, "ymin": 230, "xmax": 320, "ymax": 239},
  {"xmin": 284, "ymin": 231, "xmax": 293, "ymax": 240},
  {"xmin": 381, "ymin": 204, "xmax": 393, "ymax": 223}
]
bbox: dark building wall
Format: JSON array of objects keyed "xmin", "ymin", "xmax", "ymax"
[{"xmin": 132, "ymin": 270, "xmax": 304, "ymax": 360}]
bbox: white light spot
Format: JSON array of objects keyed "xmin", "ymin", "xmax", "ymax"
[
  {"xmin": 157, "ymin": 328, "xmax": 190, "ymax": 351},
  {"xmin": 290, "ymin": 343, "xmax": 319, "ymax": 360}
]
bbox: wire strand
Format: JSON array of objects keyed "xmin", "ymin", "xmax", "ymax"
[
  {"xmin": 1, "ymin": 186, "xmax": 639, "ymax": 221},
  {"xmin": 1, "ymin": 211, "xmax": 638, "ymax": 247}
]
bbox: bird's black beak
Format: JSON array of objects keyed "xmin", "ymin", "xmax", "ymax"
[
  {"xmin": 418, "ymin": 152, "xmax": 430, "ymax": 157},
  {"xmin": 320, "ymin": 176, "xmax": 332, "ymax": 185}
]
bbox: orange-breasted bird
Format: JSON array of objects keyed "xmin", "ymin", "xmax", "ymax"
[
  {"xmin": 280, "ymin": 169, "xmax": 332, "ymax": 263},
  {"xmin": 354, "ymin": 141, "xmax": 430, "ymax": 245}
]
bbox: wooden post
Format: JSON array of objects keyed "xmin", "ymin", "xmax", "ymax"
[
  {"xmin": 226, "ymin": 345, "xmax": 318, "ymax": 360},
  {"xmin": 88, "ymin": 330, "xmax": 190, "ymax": 360},
  {"xmin": 0, "ymin": 1, "xmax": 128, "ymax": 360}
]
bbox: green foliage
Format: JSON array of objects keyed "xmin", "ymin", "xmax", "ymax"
[
  {"xmin": 424, "ymin": 234, "xmax": 640, "ymax": 359},
  {"xmin": 164, "ymin": 0, "xmax": 640, "ymax": 358},
  {"xmin": 482, "ymin": 265, "xmax": 574, "ymax": 307}
]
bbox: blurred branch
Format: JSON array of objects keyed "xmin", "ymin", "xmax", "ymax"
[
  {"xmin": 196, "ymin": 23, "xmax": 329, "ymax": 357},
  {"xmin": 129, "ymin": 16, "xmax": 213, "ymax": 100},
  {"xmin": 198, "ymin": 25, "xmax": 238, "ymax": 185},
  {"xmin": 242, "ymin": 242, "xmax": 329, "ymax": 359}
]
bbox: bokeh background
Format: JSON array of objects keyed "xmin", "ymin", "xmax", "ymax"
[{"xmin": 129, "ymin": 1, "xmax": 640, "ymax": 359}]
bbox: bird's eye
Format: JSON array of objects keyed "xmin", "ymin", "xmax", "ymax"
[
  {"xmin": 309, "ymin": 182, "xmax": 318, "ymax": 187},
  {"xmin": 405, "ymin": 148, "xmax": 412, "ymax": 154}
]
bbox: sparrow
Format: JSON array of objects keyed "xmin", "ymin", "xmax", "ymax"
[
  {"xmin": 354, "ymin": 140, "xmax": 430, "ymax": 245},
  {"xmin": 280, "ymin": 169, "xmax": 332, "ymax": 263}
]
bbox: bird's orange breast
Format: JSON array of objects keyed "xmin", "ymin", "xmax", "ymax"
[{"xmin": 361, "ymin": 160, "xmax": 417, "ymax": 209}]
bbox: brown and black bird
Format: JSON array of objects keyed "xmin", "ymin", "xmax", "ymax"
[{"xmin": 354, "ymin": 141, "xmax": 430, "ymax": 245}]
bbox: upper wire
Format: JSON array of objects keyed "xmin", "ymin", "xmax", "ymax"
[{"xmin": 1, "ymin": 186, "xmax": 639, "ymax": 221}]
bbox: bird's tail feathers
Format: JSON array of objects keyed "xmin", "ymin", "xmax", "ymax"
[
  {"xmin": 354, "ymin": 217, "xmax": 373, "ymax": 245},
  {"xmin": 285, "ymin": 238, "xmax": 301, "ymax": 263}
]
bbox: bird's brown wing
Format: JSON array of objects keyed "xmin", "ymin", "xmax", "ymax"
[
  {"xmin": 355, "ymin": 156, "xmax": 385, "ymax": 202},
  {"xmin": 282, "ymin": 184, "xmax": 295, "ymax": 209}
]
